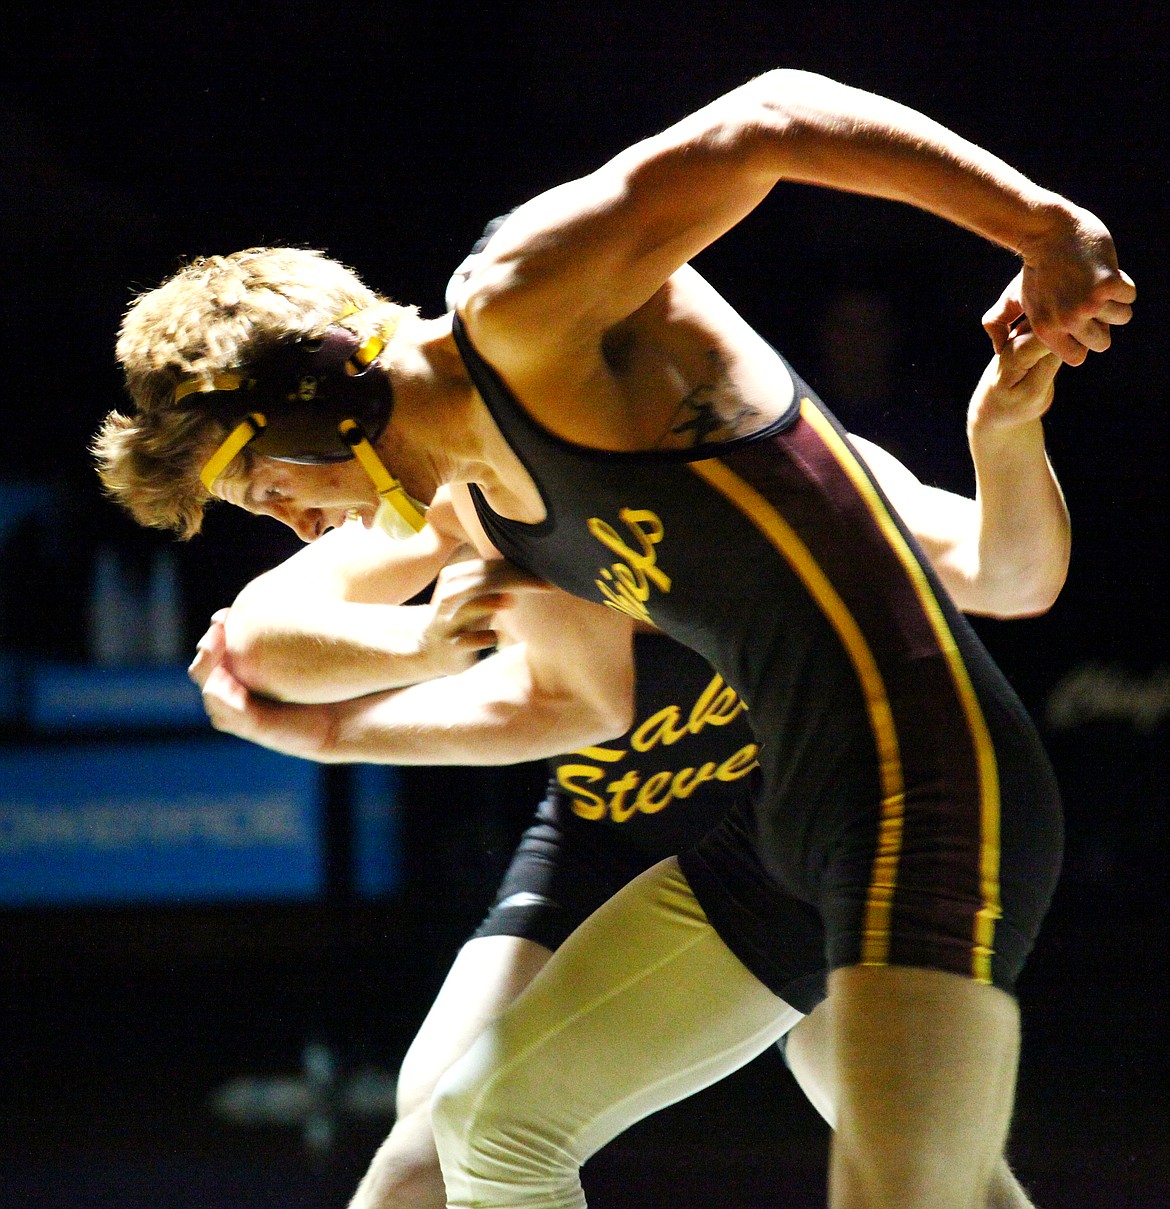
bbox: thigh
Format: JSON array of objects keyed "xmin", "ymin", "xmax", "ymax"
[
  {"xmin": 827, "ymin": 964, "xmax": 1020, "ymax": 1209},
  {"xmin": 396, "ymin": 935, "xmax": 552, "ymax": 1117},
  {"xmin": 434, "ymin": 858, "xmax": 803, "ymax": 1178},
  {"xmin": 815, "ymin": 714, "xmax": 1062, "ymax": 995}
]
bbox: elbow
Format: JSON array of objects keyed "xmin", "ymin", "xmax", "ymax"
[
  {"xmin": 736, "ymin": 69, "xmax": 854, "ymax": 174},
  {"xmin": 526, "ymin": 683, "xmax": 632, "ymax": 756},
  {"xmin": 581, "ymin": 662, "xmax": 637, "ymax": 746},
  {"xmin": 981, "ymin": 561, "xmax": 1069, "ymax": 620},
  {"xmin": 584, "ymin": 693, "xmax": 635, "ymax": 747},
  {"xmin": 1008, "ymin": 534, "xmax": 1072, "ymax": 617},
  {"xmin": 561, "ymin": 694, "xmax": 632, "ymax": 752},
  {"xmin": 221, "ymin": 611, "xmax": 285, "ymax": 697},
  {"xmin": 1026, "ymin": 565, "xmax": 1069, "ymax": 617},
  {"xmin": 749, "ymin": 68, "xmax": 844, "ymax": 127},
  {"xmin": 1006, "ymin": 579, "xmax": 1066, "ymax": 620},
  {"xmin": 753, "ymin": 68, "xmax": 834, "ymax": 100}
]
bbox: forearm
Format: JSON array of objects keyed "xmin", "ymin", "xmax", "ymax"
[
  {"xmin": 246, "ymin": 646, "xmax": 625, "ymax": 766},
  {"xmin": 223, "ymin": 597, "xmax": 447, "ymax": 703},
  {"xmin": 966, "ymin": 417, "xmax": 1070, "ymax": 617},
  {"xmin": 750, "ymin": 69, "xmax": 1072, "ymax": 257},
  {"xmin": 313, "ymin": 594, "xmax": 634, "ymax": 765},
  {"xmin": 335, "ymin": 654, "xmax": 619, "ymax": 764}
]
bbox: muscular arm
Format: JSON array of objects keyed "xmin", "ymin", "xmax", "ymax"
[
  {"xmin": 194, "ymin": 582, "xmax": 636, "ymax": 765},
  {"xmin": 221, "ymin": 491, "xmax": 494, "ymax": 702},
  {"xmin": 855, "ymin": 328, "xmax": 1069, "ymax": 618},
  {"xmin": 467, "ymin": 69, "xmax": 1131, "ymax": 372},
  {"xmin": 192, "ymin": 480, "xmax": 638, "ymax": 763}
]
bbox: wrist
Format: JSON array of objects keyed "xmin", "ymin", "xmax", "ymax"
[
  {"xmin": 968, "ymin": 413, "xmax": 1047, "ymax": 460},
  {"xmin": 1014, "ymin": 195, "xmax": 1087, "ymax": 264}
]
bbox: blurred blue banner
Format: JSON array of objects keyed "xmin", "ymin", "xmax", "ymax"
[{"xmin": 0, "ymin": 737, "xmax": 323, "ymax": 905}]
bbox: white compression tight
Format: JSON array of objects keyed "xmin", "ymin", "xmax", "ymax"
[{"xmin": 431, "ymin": 857, "xmax": 804, "ymax": 1209}]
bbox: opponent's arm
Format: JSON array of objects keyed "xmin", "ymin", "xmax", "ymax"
[
  {"xmin": 192, "ymin": 583, "xmax": 636, "ymax": 765},
  {"xmin": 854, "ymin": 326, "xmax": 1069, "ymax": 618},
  {"xmin": 219, "ymin": 490, "xmax": 499, "ymax": 702},
  {"xmin": 467, "ymin": 69, "xmax": 1131, "ymax": 366}
]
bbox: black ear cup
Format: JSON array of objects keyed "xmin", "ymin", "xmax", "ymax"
[{"xmin": 206, "ymin": 326, "xmax": 393, "ymax": 464}]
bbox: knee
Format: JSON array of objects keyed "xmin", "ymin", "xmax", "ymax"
[
  {"xmin": 431, "ymin": 1051, "xmax": 579, "ymax": 1202},
  {"xmin": 429, "ymin": 1059, "xmax": 477, "ymax": 1168},
  {"xmin": 349, "ymin": 1107, "xmax": 445, "ymax": 1209},
  {"xmin": 430, "ymin": 1056, "xmax": 523, "ymax": 1176}
]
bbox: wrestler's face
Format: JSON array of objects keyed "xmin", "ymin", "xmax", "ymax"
[{"xmin": 214, "ymin": 456, "xmax": 379, "ymax": 541}]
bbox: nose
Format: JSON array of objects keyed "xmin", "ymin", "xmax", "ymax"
[{"xmin": 285, "ymin": 508, "xmax": 324, "ymax": 543}]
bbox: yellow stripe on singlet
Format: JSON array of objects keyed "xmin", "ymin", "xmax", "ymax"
[
  {"xmin": 688, "ymin": 449, "xmax": 907, "ymax": 968},
  {"xmin": 798, "ymin": 402, "xmax": 1002, "ymax": 983}
]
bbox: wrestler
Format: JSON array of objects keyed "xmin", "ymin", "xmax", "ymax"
[
  {"xmin": 96, "ymin": 69, "xmax": 1132, "ymax": 1208},
  {"xmin": 189, "ymin": 322, "xmax": 1063, "ymax": 1209}
]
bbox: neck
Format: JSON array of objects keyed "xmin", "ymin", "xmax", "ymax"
[{"xmin": 374, "ymin": 312, "xmax": 493, "ymax": 502}]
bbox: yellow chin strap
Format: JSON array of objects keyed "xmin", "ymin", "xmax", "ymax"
[
  {"xmin": 338, "ymin": 418, "xmax": 427, "ymax": 535},
  {"xmin": 195, "ymin": 409, "xmax": 425, "ymax": 535},
  {"xmin": 185, "ymin": 306, "xmax": 421, "ymax": 531}
]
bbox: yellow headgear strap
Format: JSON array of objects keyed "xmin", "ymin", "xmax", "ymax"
[
  {"xmin": 338, "ymin": 418, "xmax": 426, "ymax": 534},
  {"xmin": 183, "ymin": 303, "xmax": 398, "ymax": 495},
  {"xmin": 175, "ymin": 371, "xmax": 244, "ymax": 404},
  {"xmin": 199, "ymin": 413, "xmax": 267, "ymax": 492}
]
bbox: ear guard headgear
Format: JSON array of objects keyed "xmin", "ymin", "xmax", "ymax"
[{"xmin": 180, "ymin": 324, "xmax": 426, "ymax": 536}]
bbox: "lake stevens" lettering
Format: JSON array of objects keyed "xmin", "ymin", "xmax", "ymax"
[{"xmin": 556, "ymin": 671, "xmax": 758, "ymax": 822}]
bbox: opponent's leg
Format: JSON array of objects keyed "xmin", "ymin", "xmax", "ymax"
[
  {"xmin": 786, "ymin": 1000, "xmax": 1037, "ymax": 1209},
  {"xmin": 349, "ymin": 935, "xmax": 551, "ymax": 1209},
  {"xmin": 432, "ymin": 857, "xmax": 803, "ymax": 1209},
  {"xmin": 826, "ymin": 964, "xmax": 1021, "ymax": 1209}
]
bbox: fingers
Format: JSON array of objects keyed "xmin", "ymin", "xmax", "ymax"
[
  {"xmin": 450, "ymin": 628, "xmax": 501, "ymax": 652},
  {"xmin": 203, "ymin": 663, "xmax": 250, "ymax": 716},
  {"xmin": 993, "ymin": 334, "xmax": 1059, "ymax": 397},
  {"xmin": 997, "ymin": 255, "xmax": 1135, "ymax": 366},
  {"xmin": 975, "ymin": 324, "xmax": 1062, "ymax": 426},
  {"xmin": 429, "ymin": 559, "xmax": 548, "ymax": 640},
  {"xmin": 438, "ymin": 591, "xmax": 510, "ymax": 650},
  {"xmin": 982, "ymin": 274, "xmax": 1025, "ymax": 354},
  {"xmin": 1109, "ymin": 269, "xmax": 1137, "ymax": 304},
  {"xmin": 1032, "ymin": 324, "xmax": 1087, "ymax": 367},
  {"xmin": 1001, "ymin": 328, "xmax": 1050, "ymax": 369},
  {"xmin": 188, "ymin": 615, "xmax": 228, "ymax": 687},
  {"xmin": 1017, "ymin": 347, "xmax": 1062, "ymax": 402},
  {"xmin": 1094, "ymin": 298, "xmax": 1133, "ymax": 327},
  {"xmin": 1054, "ymin": 272, "xmax": 1136, "ymax": 359}
]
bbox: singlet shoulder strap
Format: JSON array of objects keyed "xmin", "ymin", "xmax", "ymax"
[{"xmin": 451, "ymin": 311, "xmax": 555, "ymax": 453}]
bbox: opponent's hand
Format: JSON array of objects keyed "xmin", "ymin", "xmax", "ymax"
[
  {"xmin": 983, "ymin": 205, "xmax": 1135, "ymax": 365},
  {"xmin": 187, "ymin": 609, "xmax": 232, "ymax": 692},
  {"xmin": 968, "ymin": 323, "xmax": 1062, "ymax": 433},
  {"xmin": 420, "ymin": 558, "xmax": 553, "ymax": 659}
]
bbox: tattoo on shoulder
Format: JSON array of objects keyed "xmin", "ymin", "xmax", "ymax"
[
  {"xmin": 670, "ymin": 386, "xmax": 726, "ymax": 445},
  {"xmin": 658, "ymin": 350, "xmax": 766, "ymax": 449},
  {"xmin": 669, "ymin": 389, "xmax": 764, "ymax": 448}
]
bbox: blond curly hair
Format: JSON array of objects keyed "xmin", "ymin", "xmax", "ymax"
[{"xmin": 94, "ymin": 247, "xmax": 414, "ymax": 538}]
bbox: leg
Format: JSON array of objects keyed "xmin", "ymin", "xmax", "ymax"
[
  {"xmin": 826, "ymin": 965, "xmax": 1021, "ymax": 1209},
  {"xmin": 349, "ymin": 935, "xmax": 551, "ymax": 1209},
  {"xmin": 432, "ymin": 857, "xmax": 803, "ymax": 1209},
  {"xmin": 787, "ymin": 1000, "xmax": 1037, "ymax": 1209}
]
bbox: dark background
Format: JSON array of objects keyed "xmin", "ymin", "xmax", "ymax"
[{"xmin": 1, "ymin": 4, "xmax": 1167, "ymax": 1206}]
